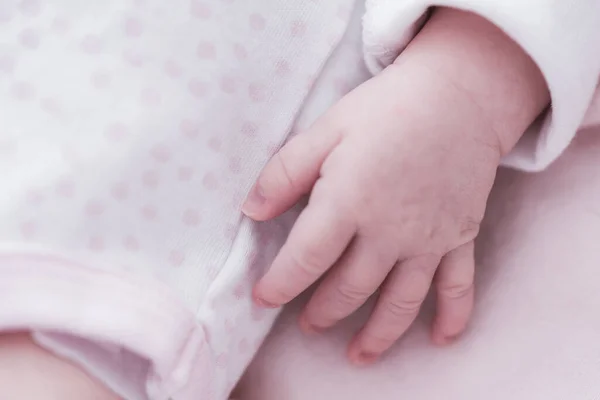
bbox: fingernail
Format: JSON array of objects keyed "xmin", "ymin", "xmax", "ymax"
[
  {"xmin": 253, "ymin": 295, "xmax": 279, "ymax": 309},
  {"xmin": 348, "ymin": 340, "xmax": 379, "ymax": 366},
  {"xmin": 432, "ymin": 330, "xmax": 460, "ymax": 346},
  {"xmin": 443, "ymin": 333, "xmax": 460, "ymax": 344},
  {"xmin": 242, "ymin": 184, "xmax": 266, "ymax": 216},
  {"xmin": 252, "ymin": 286, "xmax": 280, "ymax": 308},
  {"xmin": 350, "ymin": 351, "xmax": 379, "ymax": 366}
]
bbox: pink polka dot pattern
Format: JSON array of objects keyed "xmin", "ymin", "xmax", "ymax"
[
  {"xmin": 40, "ymin": 97, "xmax": 62, "ymax": 115},
  {"xmin": 51, "ymin": 16, "xmax": 70, "ymax": 34},
  {"xmin": 164, "ymin": 60, "xmax": 183, "ymax": 78},
  {"xmin": 123, "ymin": 49, "xmax": 145, "ymax": 67},
  {"xmin": 241, "ymin": 121, "xmax": 258, "ymax": 137},
  {"xmin": 124, "ymin": 17, "xmax": 144, "ymax": 37},
  {"xmin": 248, "ymin": 83, "xmax": 266, "ymax": 102},
  {"xmin": 88, "ymin": 235, "xmax": 105, "ymax": 252},
  {"xmin": 85, "ymin": 200, "xmax": 106, "ymax": 216},
  {"xmin": 20, "ymin": 221, "xmax": 36, "ymax": 239},
  {"xmin": 202, "ymin": 172, "xmax": 219, "ymax": 190},
  {"xmin": 208, "ymin": 137, "xmax": 222, "ymax": 152},
  {"xmin": 190, "ymin": 1, "xmax": 212, "ymax": 19},
  {"xmin": 168, "ymin": 249, "xmax": 185, "ymax": 266},
  {"xmin": 142, "ymin": 170, "xmax": 160, "ymax": 188},
  {"xmin": 104, "ymin": 123, "xmax": 129, "ymax": 141},
  {"xmin": 141, "ymin": 205, "xmax": 158, "ymax": 221},
  {"xmin": 0, "ymin": 1, "xmax": 356, "ymax": 396},
  {"xmin": 290, "ymin": 20, "xmax": 307, "ymax": 37},
  {"xmin": 80, "ymin": 35, "xmax": 104, "ymax": 53},
  {"xmin": 249, "ymin": 13, "xmax": 266, "ymax": 31},
  {"xmin": 177, "ymin": 166, "xmax": 194, "ymax": 182},
  {"xmin": 26, "ymin": 189, "xmax": 44, "ymax": 206},
  {"xmin": 19, "ymin": 28, "xmax": 40, "ymax": 48},
  {"xmin": 188, "ymin": 79, "xmax": 209, "ymax": 98},
  {"xmin": 123, "ymin": 235, "xmax": 140, "ymax": 251},
  {"xmin": 219, "ymin": 76, "xmax": 236, "ymax": 94},
  {"xmin": 182, "ymin": 209, "xmax": 201, "ymax": 227},
  {"xmin": 150, "ymin": 144, "xmax": 171, "ymax": 163},
  {"xmin": 11, "ymin": 81, "xmax": 35, "ymax": 100},
  {"xmin": 56, "ymin": 179, "xmax": 76, "ymax": 198},
  {"xmin": 180, "ymin": 119, "xmax": 200, "ymax": 139},
  {"xmin": 110, "ymin": 182, "xmax": 129, "ymax": 201},
  {"xmin": 275, "ymin": 60, "xmax": 291, "ymax": 77}
]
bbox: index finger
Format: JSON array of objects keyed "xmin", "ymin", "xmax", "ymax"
[{"xmin": 253, "ymin": 195, "xmax": 356, "ymax": 307}]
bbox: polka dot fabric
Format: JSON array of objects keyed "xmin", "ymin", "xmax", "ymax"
[
  {"xmin": 4, "ymin": 0, "xmax": 597, "ymax": 398},
  {"xmin": 0, "ymin": 0, "xmax": 354, "ymax": 399}
]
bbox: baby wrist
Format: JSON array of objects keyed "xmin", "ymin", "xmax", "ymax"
[{"xmin": 395, "ymin": 7, "xmax": 550, "ymax": 156}]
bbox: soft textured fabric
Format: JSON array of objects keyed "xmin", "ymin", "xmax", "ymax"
[
  {"xmin": 237, "ymin": 123, "xmax": 600, "ymax": 400},
  {"xmin": 0, "ymin": 1, "xmax": 350, "ymax": 398},
  {"xmin": 0, "ymin": 0, "xmax": 598, "ymax": 399}
]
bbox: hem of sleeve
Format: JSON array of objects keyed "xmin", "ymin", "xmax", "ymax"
[
  {"xmin": 0, "ymin": 252, "xmax": 216, "ymax": 400},
  {"xmin": 363, "ymin": 0, "xmax": 600, "ymax": 171}
]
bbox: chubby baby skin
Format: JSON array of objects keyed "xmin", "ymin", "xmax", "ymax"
[{"xmin": 243, "ymin": 7, "xmax": 550, "ymax": 365}]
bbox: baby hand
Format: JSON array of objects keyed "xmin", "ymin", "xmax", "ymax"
[
  {"xmin": 242, "ymin": 62, "xmax": 500, "ymax": 364},
  {"xmin": 243, "ymin": 8, "xmax": 548, "ymax": 364}
]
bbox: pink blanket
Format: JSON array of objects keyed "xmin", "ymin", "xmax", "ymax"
[{"xmin": 236, "ymin": 107, "xmax": 600, "ymax": 399}]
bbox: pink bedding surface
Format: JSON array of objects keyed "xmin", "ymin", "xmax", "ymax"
[{"xmin": 236, "ymin": 123, "xmax": 600, "ymax": 400}]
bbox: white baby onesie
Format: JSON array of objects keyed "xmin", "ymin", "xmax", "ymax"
[
  {"xmin": 0, "ymin": 1, "xmax": 352, "ymax": 399},
  {"xmin": 0, "ymin": 0, "xmax": 598, "ymax": 400}
]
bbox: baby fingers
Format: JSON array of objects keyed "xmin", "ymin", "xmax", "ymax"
[
  {"xmin": 299, "ymin": 236, "xmax": 398, "ymax": 334},
  {"xmin": 253, "ymin": 197, "xmax": 356, "ymax": 308},
  {"xmin": 347, "ymin": 254, "xmax": 440, "ymax": 365},
  {"xmin": 431, "ymin": 241, "xmax": 475, "ymax": 345},
  {"xmin": 242, "ymin": 122, "xmax": 342, "ymax": 221}
]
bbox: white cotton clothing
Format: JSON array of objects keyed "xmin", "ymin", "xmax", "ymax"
[{"xmin": 0, "ymin": 0, "xmax": 597, "ymax": 399}]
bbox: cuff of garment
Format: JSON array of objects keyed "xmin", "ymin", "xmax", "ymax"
[
  {"xmin": 362, "ymin": 0, "xmax": 600, "ymax": 171},
  {"xmin": 0, "ymin": 253, "xmax": 216, "ymax": 400}
]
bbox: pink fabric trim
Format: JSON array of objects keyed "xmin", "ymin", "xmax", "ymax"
[{"xmin": 0, "ymin": 253, "xmax": 215, "ymax": 399}]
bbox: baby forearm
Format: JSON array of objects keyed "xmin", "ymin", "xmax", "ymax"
[{"xmin": 394, "ymin": 7, "xmax": 550, "ymax": 156}]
